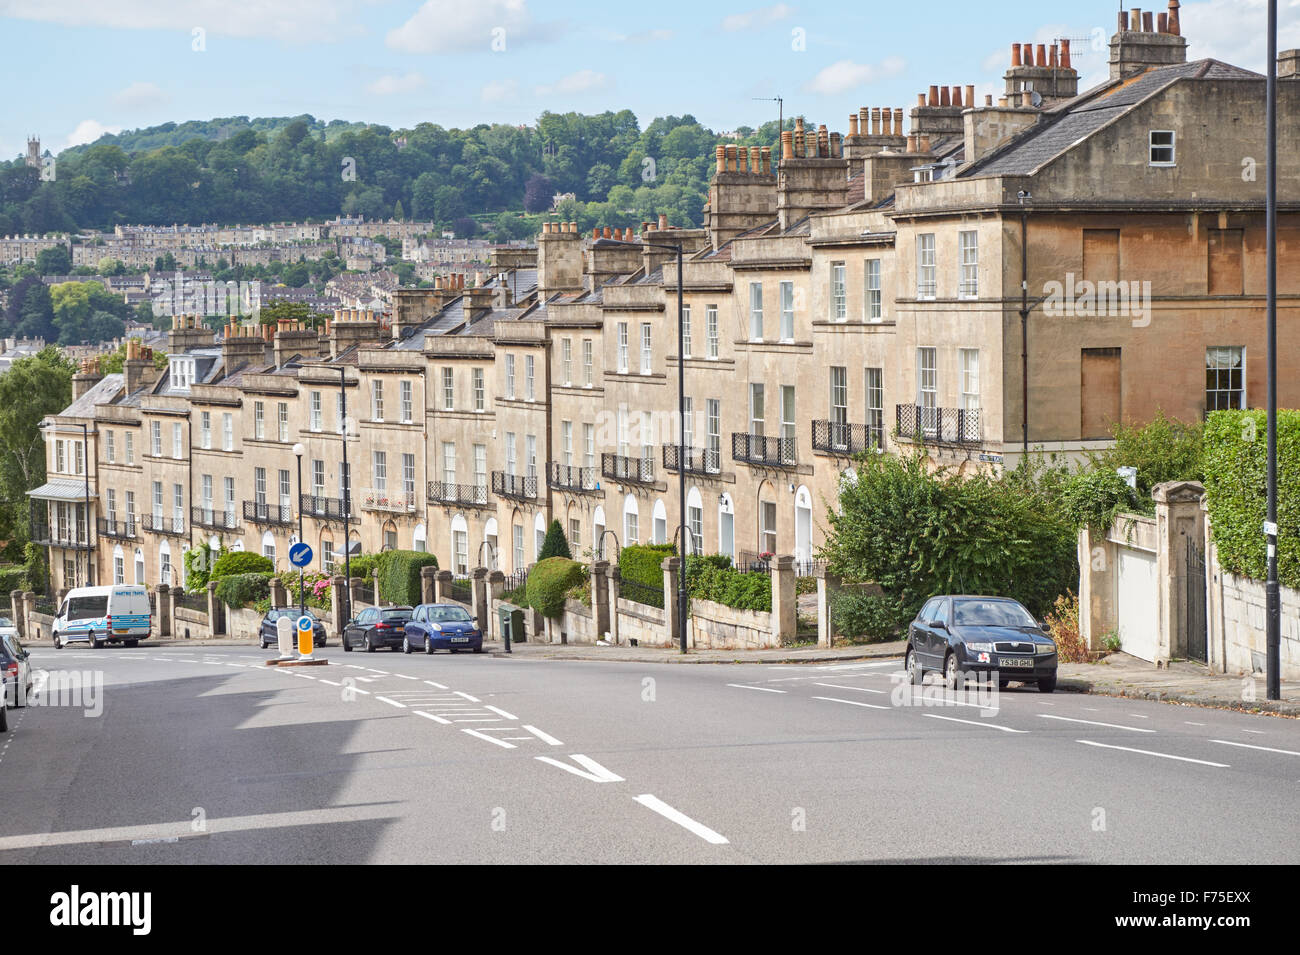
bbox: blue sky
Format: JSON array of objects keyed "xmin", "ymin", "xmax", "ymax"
[{"xmin": 0, "ymin": 0, "xmax": 1289, "ymax": 160}]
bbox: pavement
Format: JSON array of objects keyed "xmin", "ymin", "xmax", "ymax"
[{"xmin": 1, "ymin": 643, "xmax": 1296, "ymax": 864}]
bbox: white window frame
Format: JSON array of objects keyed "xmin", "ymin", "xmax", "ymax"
[
  {"xmin": 781, "ymin": 280, "xmax": 796, "ymax": 339},
  {"xmin": 829, "ymin": 264, "xmax": 846, "ymax": 323},
  {"xmin": 1149, "ymin": 130, "xmax": 1176, "ymax": 167},
  {"xmin": 865, "ymin": 258, "xmax": 882, "ymax": 321},
  {"xmin": 749, "ymin": 283, "xmax": 764, "ymax": 341},
  {"xmin": 617, "ymin": 323, "xmax": 629, "ymax": 373},
  {"xmin": 917, "ymin": 234, "xmax": 936, "ymax": 299},
  {"xmin": 706, "ymin": 306, "xmax": 719, "ymax": 358},
  {"xmin": 640, "ymin": 323, "xmax": 652, "ymax": 375},
  {"xmin": 959, "ymin": 231, "xmax": 978, "ymax": 299}
]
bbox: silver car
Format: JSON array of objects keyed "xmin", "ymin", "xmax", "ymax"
[{"xmin": 1, "ymin": 631, "xmax": 33, "ymax": 707}]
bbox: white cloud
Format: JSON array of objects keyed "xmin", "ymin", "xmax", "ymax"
[
  {"xmin": 0, "ymin": 0, "xmax": 364, "ymax": 43},
  {"xmin": 533, "ymin": 69, "xmax": 610, "ymax": 97},
  {"xmin": 1180, "ymin": 0, "xmax": 1300, "ymax": 72},
  {"xmin": 480, "ymin": 78, "xmax": 519, "ymax": 102},
  {"xmin": 721, "ymin": 4, "xmax": 795, "ymax": 32},
  {"xmin": 803, "ymin": 56, "xmax": 905, "ymax": 95},
  {"xmin": 366, "ymin": 72, "xmax": 426, "ymax": 96},
  {"xmin": 111, "ymin": 81, "xmax": 169, "ymax": 110},
  {"xmin": 62, "ymin": 119, "xmax": 122, "ymax": 150},
  {"xmin": 386, "ymin": 0, "xmax": 560, "ymax": 54}
]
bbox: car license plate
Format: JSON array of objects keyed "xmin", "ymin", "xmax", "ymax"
[
  {"xmin": 1000, "ymin": 656, "xmax": 1033, "ymax": 668},
  {"xmin": 114, "ymin": 628, "xmax": 128, "ymax": 634},
  {"xmin": 451, "ymin": 636, "xmax": 470, "ymax": 643}
]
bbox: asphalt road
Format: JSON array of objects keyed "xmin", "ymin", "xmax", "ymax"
[{"xmin": 0, "ymin": 643, "xmax": 1296, "ymax": 864}]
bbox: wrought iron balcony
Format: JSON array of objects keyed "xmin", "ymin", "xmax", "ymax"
[
  {"xmin": 299, "ymin": 494, "xmax": 357, "ymax": 522},
  {"xmin": 359, "ymin": 487, "xmax": 417, "ymax": 514},
  {"xmin": 601, "ymin": 453, "xmax": 654, "ymax": 485},
  {"xmin": 142, "ymin": 513, "xmax": 187, "ymax": 536},
  {"xmin": 428, "ymin": 481, "xmax": 491, "ymax": 508},
  {"xmin": 31, "ymin": 522, "xmax": 94, "ymax": 551},
  {"xmin": 191, "ymin": 506, "xmax": 241, "ymax": 531},
  {"xmin": 491, "ymin": 471, "xmax": 537, "ymax": 501},
  {"xmin": 548, "ymin": 463, "xmax": 599, "ymax": 493},
  {"xmin": 731, "ymin": 433, "xmax": 797, "ymax": 468},
  {"xmin": 97, "ymin": 517, "xmax": 138, "ymax": 540},
  {"xmin": 243, "ymin": 500, "xmax": 293, "ymax": 525},
  {"xmin": 811, "ymin": 419, "xmax": 884, "ymax": 456},
  {"xmin": 895, "ymin": 404, "xmax": 982, "ymax": 446},
  {"xmin": 662, "ymin": 445, "xmax": 721, "ymax": 476}
]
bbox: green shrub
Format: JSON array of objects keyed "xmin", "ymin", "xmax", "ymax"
[
  {"xmin": 564, "ymin": 577, "xmax": 591, "ymax": 608},
  {"xmin": 537, "ymin": 519, "xmax": 572, "ymax": 561},
  {"xmin": 345, "ymin": 553, "xmax": 379, "ymax": 581},
  {"xmin": 1087, "ymin": 410, "xmax": 1203, "ymax": 499},
  {"xmin": 210, "ymin": 550, "xmax": 273, "ymax": 579},
  {"xmin": 215, "ymin": 572, "xmax": 272, "ymax": 608},
  {"xmin": 686, "ymin": 560, "xmax": 771, "ymax": 612},
  {"xmin": 526, "ymin": 557, "xmax": 587, "ymax": 618},
  {"xmin": 1060, "ymin": 468, "xmax": 1140, "ymax": 531},
  {"xmin": 1203, "ymin": 409, "xmax": 1300, "ymax": 589},
  {"xmin": 1043, "ymin": 591, "xmax": 1089, "ymax": 663},
  {"xmin": 0, "ymin": 564, "xmax": 28, "ymax": 595},
  {"xmin": 620, "ymin": 543, "xmax": 675, "ymax": 590},
  {"xmin": 376, "ymin": 549, "xmax": 438, "ymax": 606},
  {"xmin": 830, "ymin": 590, "xmax": 909, "ymax": 642},
  {"xmin": 184, "ymin": 544, "xmax": 226, "ymax": 591},
  {"xmin": 23, "ymin": 543, "xmax": 47, "ymax": 596}
]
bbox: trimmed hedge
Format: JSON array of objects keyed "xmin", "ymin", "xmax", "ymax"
[
  {"xmin": 537, "ymin": 519, "xmax": 572, "ymax": 561},
  {"xmin": 1060, "ymin": 468, "xmax": 1140, "ymax": 531},
  {"xmin": 215, "ymin": 572, "xmax": 272, "ymax": 608},
  {"xmin": 346, "ymin": 553, "xmax": 379, "ymax": 581},
  {"xmin": 526, "ymin": 557, "xmax": 587, "ymax": 619},
  {"xmin": 684, "ymin": 556, "xmax": 771, "ymax": 613},
  {"xmin": 211, "ymin": 550, "xmax": 273, "ymax": 579},
  {"xmin": 830, "ymin": 590, "xmax": 909, "ymax": 643},
  {"xmin": 1203, "ymin": 409, "xmax": 1300, "ymax": 589},
  {"xmin": 620, "ymin": 543, "xmax": 675, "ymax": 590},
  {"xmin": 376, "ymin": 550, "xmax": 438, "ymax": 606}
]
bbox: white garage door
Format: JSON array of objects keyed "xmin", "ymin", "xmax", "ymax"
[{"xmin": 1116, "ymin": 549, "xmax": 1159, "ymax": 662}]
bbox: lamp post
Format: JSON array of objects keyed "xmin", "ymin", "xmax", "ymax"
[
  {"xmin": 293, "ymin": 442, "xmax": 305, "ymax": 615},
  {"xmin": 339, "ymin": 366, "xmax": 353, "ymax": 627},
  {"xmin": 593, "ymin": 234, "xmax": 687, "ymax": 653},
  {"xmin": 1265, "ymin": 0, "xmax": 1280, "ymax": 700}
]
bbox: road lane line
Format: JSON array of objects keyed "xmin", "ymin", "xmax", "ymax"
[
  {"xmin": 454, "ymin": 718, "xmax": 500, "ymax": 722},
  {"xmin": 1210, "ymin": 739, "xmax": 1300, "ymax": 757},
  {"xmin": 812, "ymin": 682, "xmax": 886, "ymax": 694},
  {"xmin": 424, "ymin": 680, "xmax": 448, "ymax": 688},
  {"xmin": 1077, "ymin": 739, "xmax": 1229, "ymax": 767},
  {"xmin": 535, "ymin": 754, "xmax": 623, "ymax": 783},
  {"xmin": 1242, "ymin": 729, "xmax": 1266, "ymax": 735},
  {"xmin": 318, "ymin": 679, "xmax": 341, "ymax": 686},
  {"xmin": 464, "ymin": 728, "xmax": 515, "ymax": 748},
  {"xmin": 522, "ymin": 725, "xmax": 563, "ymax": 746},
  {"xmin": 484, "ymin": 704, "xmax": 518, "ymax": 720},
  {"xmin": 812, "ymin": 695, "xmax": 889, "ymax": 710},
  {"xmin": 454, "ymin": 691, "xmax": 481, "ymax": 702},
  {"xmin": 923, "ymin": 714, "xmax": 1027, "ymax": 733},
  {"xmin": 1185, "ymin": 721, "xmax": 1206, "ymax": 726},
  {"xmin": 726, "ymin": 684, "xmax": 785, "ymax": 693},
  {"xmin": 375, "ymin": 696, "xmax": 407, "ymax": 708},
  {"xmin": 413, "ymin": 710, "xmax": 450, "ymax": 724},
  {"xmin": 634, "ymin": 794, "xmax": 729, "ymax": 845},
  {"xmin": 394, "ymin": 674, "xmax": 418, "ymax": 680},
  {"xmin": 815, "ymin": 661, "xmax": 900, "ymax": 671},
  {"xmin": 1038, "ymin": 714, "xmax": 1155, "ymax": 733}
]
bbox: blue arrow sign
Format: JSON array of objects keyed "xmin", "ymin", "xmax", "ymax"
[
  {"xmin": 297, "ymin": 614, "xmax": 314, "ymax": 634},
  {"xmin": 289, "ymin": 542, "xmax": 313, "ymax": 568}
]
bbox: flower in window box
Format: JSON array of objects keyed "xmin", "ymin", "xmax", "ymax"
[{"xmin": 759, "ymin": 551, "xmax": 774, "ymax": 560}]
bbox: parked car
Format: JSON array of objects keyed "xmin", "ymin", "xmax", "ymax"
[
  {"xmin": 258, "ymin": 608, "xmax": 327, "ymax": 650},
  {"xmin": 0, "ymin": 671, "xmax": 6, "ymax": 732},
  {"xmin": 404, "ymin": 604, "xmax": 483, "ymax": 654},
  {"xmin": 342, "ymin": 606, "xmax": 414, "ymax": 652},
  {"xmin": 1, "ymin": 631, "xmax": 33, "ymax": 708},
  {"xmin": 52, "ymin": 585, "xmax": 152, "ymax": 649},
  {"xmin": 904, "ymin": 595, "xmax": 1058, "ymax": 693},
  {"xmin": 0, "ymin": 616, "xmax": 16, "ymax": 640}
]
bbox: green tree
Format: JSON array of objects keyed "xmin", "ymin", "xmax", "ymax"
[
  {"xmin": 537, "ymin": 519, "xmax": 572, "ymax": 561},
  {"xmin": 0, "ymin": 347, "xmax": 75, "ymax": 551},
  {"xmin": 35, "ymin": 245, "xmax": 72, "ymax": 275}
]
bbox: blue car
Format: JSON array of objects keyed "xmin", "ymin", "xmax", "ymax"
[{"xmin": 404, "ymin": 603, "xmax": 483, "ymax": 654}]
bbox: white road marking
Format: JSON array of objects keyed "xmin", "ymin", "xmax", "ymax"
[
  {"xmin": 812, "ymin": 682, "xmax": 886, "ymax": 694},
  {"xmin": 1128, "ymin": 714, "xmax": 1149, "ymax": 719},
  {"xmin": 634, "ymin": 794, "xmax": 728, "ymax": 845},
  {"xmin": 318, "ymin": 679, "xmax": 341, "ymax": 687},
  {"xmin": 453, "ymin": 691, "xmax": 481, "ymax": 702},
  {"xmin": 464, "ymin": 728, "xmax": 515, "ymax": 748},
  {"xmin": 726, "ymin": 684, "xmax": 785, "ymax": 693},
  {"xmin": 522, "ymin": 725, "xmax": 563, "ymax": 746},
  {"xmin": 923, "ymin": 714, "xmax": 1027, "ymax": 733},
  {"xmin": 424, "ymin": 680, "xmax": 448, "ymax": 688},
  {"xmin": 535, "ymin": 754, "xmax": 624, "ymax": 783},
  {"xmin": 815, "ymin": 660, "xmax": 901, "ymax": 671},
  {"xmin": 811, "ymin": 695, "xmax": 889, "ymax": 710},
  {"xmin": 1242, "ymin": 729, "xmax": 1266, "ymax": 735},
  {"xmin": 1210, "ymin": 739, "xmax": 1300, "ymax": 757},
  {"xmin": 1185, "ymin": 721, "xmax": 1206, "ymax": 726},
  {"xmin": 348, "ymin": 687, "xmax": 370, "ymax": 695},
  {"xmin": 1038, "ymin": 714, "xmax": 1155, "ymax": 733},
  {"xmin": 367, "ymin": 670, "xmax": 390, "ymax": 675},
  {"xmin": 394, "ymin": 674, "xmax": 418, "ymax": 680},
  {"xmin": 292, "ymin": 673, "xmax": 316, "ymax": 680},
  {"xmin": 484, "ymin": 704, "xmax": 518, "ymax": 720},
  {"xmin": 453, "ymin": 718, "xmax": 500, "ymax": 722},
  {"xmin": 375, "ymin": 696, "xmax": 406, "ymax": 708},
  {"xmin": 1077, "ymin": 739, "xmax": 1229, "ymax": 767},
  {"xmin": 413, "ymin": 711, "xmax": 450, "ymax": 725}
]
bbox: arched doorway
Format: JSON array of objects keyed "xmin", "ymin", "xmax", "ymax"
[
  {"xmin": 261, "ymin": 531, "xmax": 277, "ymax": 567},
  {"xmin": 133, "ymin": 547, "xmax": 145, "ymax": 585},
  {"xmin": 533, "ymin": 511, "xmax": 547, "ymax": 560},
  {"xmin": 592, "ymin": 505, "xmax": 607, "ymax": 560},
  {"xmin": 112, "ymin": 543, "xmax": 125, "ymax": 585},
  {"xmin": 451, "ymin": 513, "xmax": 469, "ymax": 575},
  {"xmin": 482, "ymin": 517, "xmax": 499, "ymax": 570},
  {"xmin": 652, "ymin": 499, "xmax": 668, "ymax": 545},
  {"xmin": 718, "ymin": 492, "xmax": 735, "ymax": 564},
  {"xmin": 686, "ymin": 487, "xmax": 703, "ymax": 555},
  {"xmin": 413, "ymin": 522, "xmax": 427, "ymax": 553},
  {"xmin": 622, "ymin": 495, "xmax": 640, "ymax": 546},
  {"xmin": 794, "ymin": 484, "xmax": 812, "ymax": 566}
]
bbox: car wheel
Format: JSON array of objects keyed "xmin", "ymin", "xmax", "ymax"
[
  {"xmin": 1037, "ymin": 675, "xmax": 1057, "ymax": 694},
  {"xmin": 905, "ymin": 648, "xmax": 922, "ymax": 685},
  {"xmin": 424, "ymin": 635, "xmax": 435, "ymax": 655},
  {"xmin": 89, "ymin": 631, "xmax": 101, "ymax": 649},
  {"xmin": 473, "ymin": 646, "xmax": 482, "ymax": 654},
  {"xmin": 53, "ymin": 632, "xmax": 62, "ymax": 650},
  {"xmin": 342, "ymin": 636, "xmax": 352, "ymax": 652},
  {"xmin": 365, "ymin": 636, "xmax": 376, "ymax": 653},
  {"xmin": 0, "ymin": 700, "xmax": 7, "ymax": 733},
  {"xmin": 998, "ymin": 679, "xmax": 1011, "ymax": 689},
  {"xmin": 403, "ymin": 636, "xmax": 412, "ymax": 654},
  {"xmin": 944, "ymin": 652, "xmax": 964, "ymax": 690},
  {"xmin": 125, "ymin": 640, "xmax": 138, "ymax": 648}
]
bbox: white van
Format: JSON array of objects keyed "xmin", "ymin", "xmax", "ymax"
[{"xmin": 53, "ymin": 585, "xmax": 152, "ymax": 649}]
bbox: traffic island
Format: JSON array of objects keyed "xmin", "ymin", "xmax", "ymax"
[{"xmin": 264, "ymin": 657, "xmax": 331, "ymax": 667}]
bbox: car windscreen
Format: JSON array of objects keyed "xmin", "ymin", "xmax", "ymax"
[
  {"xmin": 67, "ymin": 595, "xmax": 109, "ymax": 619},
  {"xmin": 953, "ymin": 600, "xmax": 1036, "ymax": 628},
  {"xmin": 0, "ymin": 617, "xmax": 12, "ymax": 628},
  {"xmin": 427, "ymin": 606, "xmax": 472, "ymax": 623},
  {"xmin": 381, "ymin": 609, "xmax": 412, "ymax": 621}
]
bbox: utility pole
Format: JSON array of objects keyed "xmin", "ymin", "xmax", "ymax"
[
  {"xmin": 1265, "ymin": 0, "xmax": 1280, "ymax": 700},
  {"xmin": 753, "ymin": 96, "xmax": 784, "ymax": 145}
]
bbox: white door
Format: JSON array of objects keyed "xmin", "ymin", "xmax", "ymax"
[
  {"xmin": 794, "ymin": 486, "xmax": 812, "ymax": 564},
  {"xmin": 1116, "ymin": 549, "xmax": 1159, "ymax": 662},
  {"xmin": 719, "ymin": 495, "xmax": 735, "ymax": 564}
]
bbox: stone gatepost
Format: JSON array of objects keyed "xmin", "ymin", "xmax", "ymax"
[
  {"xmin": 207, "ymin": 580, "xmax": 224, "ymax": 636},
  {"xmin": 770, "ymin": 555, "xmax": 796, "ymax": 644},
  {"xmin": 270, "ymin": 577, "xmax": 287, "ymax": 608},
  {"xmin": 22, "ymin": 592, "xmax": 35, "ymax": 640},
  {"xmin": 434, "ymin": 569, "xmax": 452, "ymax": 603},
  {"xmin": 590, "ymin": 560, "xmax": 610, "ymax": 640},
  {"xmin": 156, "ymin": 584, "xmax": 171, "ymax": 637},
  {"xmin": 1153, "ymin": 480, "xmax": 1207, "ymax": 661},
  {"xmin": 1077, "ymin": 523, "xmax": 1117, "ymax": 651},
  {"xmin": 329, "ymin": 575, "xmax": 347, "ymax": 636},
  {"xmin": 605, "ymin": 564, "xmax": 621, "ymax": 645},
  {"xmin": 815, "ymin": 566, "xmax": 841, "ymax": 647},
  {"xmin": 661, "ymin": 556, "xmax": 682, "ymax": 647},
  {"xmin": 471, "ymin": 567, "xmax": 489, "ymax": 632},
  {"xmin": 348, "ymin": 576, "xmax": 364, "ymax": 613},
  {"xmin": 487, "ymin": 570, "xmax": 505, "ymax": 638},
  {"xmin": 10, "ymin": 590, "xmax": 25, "ymax": 639},
  {"xmin": 420, "ymin": 565, "xmax": 437, "ymax": 604}
]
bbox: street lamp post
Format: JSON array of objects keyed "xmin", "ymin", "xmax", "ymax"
[
  {"xmin": 593, "ymin": 234, "xmax": 688, "ymax": 653},
  {"xmin": 340, "ymin": 367, "xmax": 353, "ymax": 626},
  {"xmin": 1265, "ymin": 0, "xmax": 1280, "ymax": 700},
  {"xmin": 293, "ymin": 442, "xmax": 305, "ymax": 615}
]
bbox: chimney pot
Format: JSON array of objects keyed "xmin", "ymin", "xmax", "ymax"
[
  {"xmin": 966, "ymin": 85, "xmax": 975, "ymax": 108},
  {"xmin": 1168, "ymin": 0, "xmax": 1181, "ymax": 36},
  {"xmin": 1036, "ymin": 43, "xmax": 1047, "ymax": 66},
  {"xmin": 1061, "ymin": 38, "xmax": 1072, "ymax": 69},
  {"xmin": 928, "ymin": 85, "xmax": 939, "ymax": 106},
  {"xmin": 939, "ymin": 85, "xmax": 951, "ymax": 107},
  {"xmin": 952, "ymin": 85, "xmax": 962, "ymax": 107},
  {"xmin": 759, "ymin": 146, "xmax": 770, "ymax": 172},
  {"xmin": 1158, "ymin": 12, "xmax": 1168, "ymax": 32},
  {"xmin": 658, "ymin": 213, "xmax": 668, "ymax": 231},
  {"xmin": 781, "ymin": 130, "xmax": 793, "ymax": 159},
  {"xmin": 715, "ymin": 145, "xmax": 726, "ymax": 173},
  {"xmin": 1021, "ymin": 90, "xmax": 1034, "ymax": 108},
  {"xmin": 749, "ymin": 145, "xmax": 760, "ymax": 172},
  {"xmin": 871, "ymin": 107, "xmax": 882, "ymax": 135},
  {"xmin": 848, "ymin": 113, "xmax": 859, "ymax": 135},
  {"xmin": 1049, "ymin": 44, "xmax": 1058, "ymax": 68},
  {"xmin": 1011, "ymin": 42, "xmax": 1022, "ymax": 67},
  {"xmin": 894, "ymin": 108, "xmax": 904, "ymax": 134},
  {"xmin": 1143, "ymin": 10, "xmax": 1154, "ymax": 31},
  {"xmin": 986, "ymin": 94, "xmax": 993, "ymax": 106},
  {"xmin": 1131, "ymin": 9, "xmax": 1142, "ymax": 31},
  {"xmin": 917, "ymin": 93, "xmax": 926, "ymax": 108}
]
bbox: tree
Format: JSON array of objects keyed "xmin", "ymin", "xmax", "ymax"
[
  {"xmin": 34, "ymin": 246, "xmax": 72, "ymax": 275},
  {"xmin": 523, "ymin": 173, "xmax": 556, "ymax": 213},
  {"xmin": 537, "ymin": 519, "xmax": 572, "ymax": 561},
  {"xmin": 0, "ymin": 347, "xmax": 74, "ymax": 551}
]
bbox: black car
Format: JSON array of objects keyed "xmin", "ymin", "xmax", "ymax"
[
  {"xmin": 258, "ymin": 608, "xmax": 327, "ymax": 650},
  {"xmin": 342, "ymin": 606, "xmax": 414, "ymax": 652},
  {"xmin": 905, "ymin": 595, "xmax": 1058, "ymax": 693}
]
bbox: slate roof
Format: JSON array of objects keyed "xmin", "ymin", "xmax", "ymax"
[{"xmin": 59, "ymin": 374, "xmax": 123, "ymax": 418}]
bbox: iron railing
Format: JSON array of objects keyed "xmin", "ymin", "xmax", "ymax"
[
  {"xmin": 173, "ymin": 588, "xmax": 209, "ymax": 613},
  {"xmin": 811, "ymin": 419, "xmax": 883, "ymax": 455},
  {"xmin": 97, "ymin": 517, "xmax": 138, "ymax": 540},
  {"xmin": 191, "ymin": 506, "xmax": 241, "ymax": 531},
  {"xmin": 737, "ymin": 550, "xmax": 774, "ymax": 574},
  {"xmin": 548, "ymin": 463, "xmax": 599, "ymax": 493},
  {"xmin": 30, "ymin": 523, "xmax": 94, "ymax": 550},
  {"xmin": 243, "ymin": 500, "xmax": 293, "ymax": 525},
  {"xmin": 428, "ymin": 481, "xmax": 490, "ymax": 507},
  {"xmin": 449, "ymin": 576, "xmax": 473, "ymax": 605},
  {"xmin": 895, "ymin": 404, "xmax": 982, "ymax": 446},
  {"xmin": 502, "ymin": 569, "xmax": 528, "ymax": 597},
  {"xmin": 601, "ymin": 453, "xmax": 654, "ymax": 485},
  {"xmin": 491, "ymin": 471, "xmax": 537, "ymax": 501},
  {"xmin": 662, "ymin": 445, "xmax": 721, "ymax": 475},
  {"xmin": 731, "ymin": 433, "xmax": 797, "ymax": 467},
  {"xmin": 143, "ymin": 513, "xmax": 187, "ymax": 536},
  {"xmin": 794, "ymin": 559, "xmax": 826, "ymax": 578},
  {"xmin": 299, "ymin": 494, "xmax": 358, "ymax": 522},
  {"xmin": 619, "ymin": 577, "xmax": 664, "ymax": 609},
  {"xmin": 360, "ymin": 487, "xmax": 418, "ymax": 514}
]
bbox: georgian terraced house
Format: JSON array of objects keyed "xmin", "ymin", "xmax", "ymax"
[{"xmin": 32, "ymin": 5, "xmax": 1300, "ymax": 595}]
